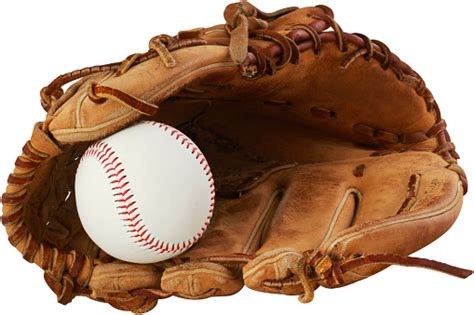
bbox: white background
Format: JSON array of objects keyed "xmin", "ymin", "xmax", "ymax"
[{"xmin": 1, "ymin": 1, "xmax": 473, "ymax": 314}]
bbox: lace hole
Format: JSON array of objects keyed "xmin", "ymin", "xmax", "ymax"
[{"xmin": 88, "ymin": 83, "xmax": 107, "ymax": 104}]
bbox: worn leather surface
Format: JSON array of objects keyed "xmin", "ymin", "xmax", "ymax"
[{"xmin": 1, "ymin": 1, "xmax": 468, "ymax": 313}]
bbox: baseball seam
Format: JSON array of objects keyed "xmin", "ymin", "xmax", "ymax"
[{"xmin": 80, "ymin": 121, "xmax": 215, "ymax": 255}]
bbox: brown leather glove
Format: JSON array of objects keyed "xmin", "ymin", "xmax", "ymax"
[{"xmin": 2, "ymin": 2, "xmax": 472, "ymax": 313}]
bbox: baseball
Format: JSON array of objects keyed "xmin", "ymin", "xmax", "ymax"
[{"xmin": 74, "ymin": 121, "xmax": 215, "ymax": 263}]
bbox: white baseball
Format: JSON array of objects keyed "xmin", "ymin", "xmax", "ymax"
[{"xmin": 74, "ymin": 121, "xmax": 215, "ymax": 263}]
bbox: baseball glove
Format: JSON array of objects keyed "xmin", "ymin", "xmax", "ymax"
[{"xmin": 2, "ymin": 1, "xmax": 472, "ymax": 313}]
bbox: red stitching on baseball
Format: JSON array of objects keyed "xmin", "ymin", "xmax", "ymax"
[
  {"xmin": 115, "ymin": 194, "xmax": 133, "ymax": 203},
  {"xmin": 112, "ymin": 181, "xmax": 130, "ymax": 190},
  {"xmin": 108, "ymin": 168, "xmax": 124, "ymax": 179},
  {"xmin": 119, "ymin": 207, "xmax": 138, "ymax": 215},
  {"xmin": 98, "ymin": 147, "xmax": 111, "ymax": 161},
  {"xmin": 101, "ymin": 151, "xmax": 116, "ymax": 165},
  {"xmin": 117, "ymin": 201, "xmax": 137, "ymax": 210},
  {"xmin": 80, "ymin": 122, "xmax": 215, "ymax": 256},
  {"xmin": 104, "ymin": 157, "xmax": 120, "ymax": 170},
  {"xmin": 113, "ymin": 188, "xmax": 131, "ymax": 197},
  {"xmin": 110, "ymin": 174, "xmax": 127, "ymax": 184}
]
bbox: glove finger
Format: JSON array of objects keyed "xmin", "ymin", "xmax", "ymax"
[
  {"xmin": 243, "ymin": 162, "xmax": 360, "ymax": 297},
  {"xmin": 88, "ymin": 262, "xmax": 163, "ymax": 312},
  {"xmin": 317, "ymin": 154, "xmax": 463, "ymax": 287},
  {"xmin": 161, "ymin": 261, "xmax": 244, "ymax": 299},
  {"xmin": 243, "ymin": 151, "xmax": 463, "ymax": 298},
  {"xmin": 160, "ymin": 180, "xmax": 281, "ymax": 299},
  {"xmin": 101, "ymin": 291, "xmax": 158, "ymax": 314}
]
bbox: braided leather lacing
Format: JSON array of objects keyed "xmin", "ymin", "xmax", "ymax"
[{"xmin": 39, "ymin": 3, "xmax": 463, "ymax": 190}]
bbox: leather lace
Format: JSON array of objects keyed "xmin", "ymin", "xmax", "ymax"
[
  {"xmin": 204, "ymin": 251, "xmax": 472, "ymax": 304},
  {"xmin": 40, "ymin": 2, "xmax": 430, "ymax": 124},
  {"xmin": 39, "ymin": 0, "xmax": 465, "ymax": 187},
  {"xmin": 303, "ymin": 252, "xmax": 472, "ymax": 302}
]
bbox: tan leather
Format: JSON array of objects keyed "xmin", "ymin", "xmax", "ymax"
[{"xmin": 1, "ymin": 2, "xmax": 470, "ymax": 313}]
